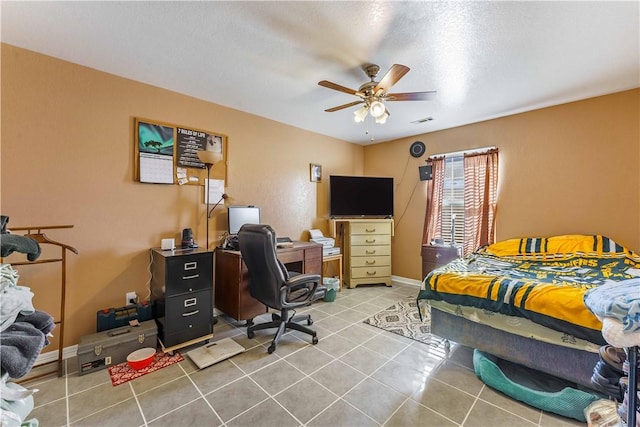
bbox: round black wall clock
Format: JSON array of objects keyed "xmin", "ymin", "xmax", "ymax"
[{"xmin": 409, "ymin": 141, "xmax": 426, "ymax": 158}]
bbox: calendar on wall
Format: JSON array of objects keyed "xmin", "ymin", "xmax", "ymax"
[{"xmin": 134, "ymin": 117, "xmax": 227, "ymax": 185}]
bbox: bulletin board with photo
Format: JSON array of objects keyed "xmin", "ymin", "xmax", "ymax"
[{"xmin": 134, "ymin": 117, "xmax": 227, "ymax": 186}]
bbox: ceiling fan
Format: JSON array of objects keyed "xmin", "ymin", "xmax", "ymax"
[{"xmin": 318, "ymin": 63, "xmax": 436, "ymax": 124}]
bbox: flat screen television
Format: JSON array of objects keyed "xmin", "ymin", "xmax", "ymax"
[
  {"xmin": 329, "ymin": 175, "xmax": 394, "ymax": 218},
  {"xmin": 228, "ymin": 206, "xmax": 260, "ymax": 235}
]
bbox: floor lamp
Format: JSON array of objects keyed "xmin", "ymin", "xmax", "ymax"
[{"xmin": 197, "ymin": 150, "xmax": 223, "ymax": 250}]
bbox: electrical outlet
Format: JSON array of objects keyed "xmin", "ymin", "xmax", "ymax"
[{"xmin": 125, "ymin": 292, "xmax": 137, "ymax": 306}]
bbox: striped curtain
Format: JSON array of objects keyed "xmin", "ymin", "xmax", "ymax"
[
  {"xmin": 422, "ymin": 156, "xmax": 446, "ymax": 245},
  {"xmin": 462, "ymin": 149, "xmax": 498, "ymax": 256}
]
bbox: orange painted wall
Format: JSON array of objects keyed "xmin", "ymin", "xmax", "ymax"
[
  {"xmin": 365, "ymin": 89, "xmax": 640, "ymax": 281},
  {"xmin": 0, "ymin": 44, "xmax": 362, "ymax": 348},
  {"xmin": 2, "ymin": 43, "xmax": 638, "ymax": 351}
]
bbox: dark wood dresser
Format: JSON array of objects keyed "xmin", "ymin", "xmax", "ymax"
[{"xmin": 421, "ymin": 244, "xmax": 460, "ymax": 279}]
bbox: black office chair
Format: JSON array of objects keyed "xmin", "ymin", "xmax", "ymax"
[{"xmin": 238, "ymin": 224, "xmax": 325, "ymax": 353}]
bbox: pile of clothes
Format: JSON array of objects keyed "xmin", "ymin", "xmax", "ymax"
[{"xmin": 1, "ymin": 215, "xmax": 54, "ymax": 427}]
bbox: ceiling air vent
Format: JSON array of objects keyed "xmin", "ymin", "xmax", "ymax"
[{"xmin": 411, "ymin": 117, "xmax": 434, "ymax": 124}]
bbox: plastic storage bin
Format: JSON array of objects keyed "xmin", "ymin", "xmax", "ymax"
[{"xmin": 323, "ymin": 277, "xmax": 340, "ymax": 302}]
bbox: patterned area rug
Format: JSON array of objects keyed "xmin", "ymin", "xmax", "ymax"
[
  {"xmin": 108, "ymin": 351, "xmax": 183, "ymax": 386},
  {"xmin": 363, "ymin": 298, "xmax": 443, "ymax": 347}
]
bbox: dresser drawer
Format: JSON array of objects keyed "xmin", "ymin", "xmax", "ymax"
[
  {"xmin": 350, "ymin": 245, "xmax": 391, "ymax": 257},
  {"xmin": 351, "ymin": 266, "xmax": 391, "ymax": 279},
  {"xmin": 350, "ymin": 234, "xmax": 391, "ymax": 246},
  {"xmin": 165, "ymin": 289, "xmax": 212, "ymax": 332},
  {"xmin": 165, "ymin": 252, "xmax": 212, "ymax": 296},
  {"xmin": 421, "ymin": 245, "xmax": 459, "ymax": 264},
  {"xmin": 350, "ymin": 255, "xmax": 390, "ymax": 268},
  {"xmin": 162, "ymin": 322, "xmax": 212, "ymax": 348},
  {"xmin": 350, "ymin": 222, "xmax": 392, "ymax": 235}
]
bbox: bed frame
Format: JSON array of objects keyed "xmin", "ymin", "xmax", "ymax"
[
  {"xmin": 431, "ymin": 306, "xmax": 600, "ymax": 390},
  {"xmin": 421, "ymin": 247, "xmax": 600, "ymax": 391}
]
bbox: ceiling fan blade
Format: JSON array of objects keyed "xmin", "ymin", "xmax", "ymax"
[
  {"xmin": 386, "ymin": 91, "xmax": 437, "ymax": 101},
  {"xmin": 324, "ymin": 100, "xmax": 364, "ymax": 112},
  {"xmin": 318, "ymin": 80, "xmax": 358, "ymax": 96},
  {"xmin": 373, "ymin": 64, "xmax": 410, "ymax": 93}
]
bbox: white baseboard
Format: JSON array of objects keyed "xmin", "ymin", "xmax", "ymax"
[
  {"xmin": 35, "ymin": 345, "xmax": 78, "ymax": 366},
  {"xmin": 391, "ymin": 275, "xmax": 422, "ymax": 288}
]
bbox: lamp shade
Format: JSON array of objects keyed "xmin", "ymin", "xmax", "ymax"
[
  {"xmin": 375, "ymin": 110, "xmax": 389, "ymax": 124},
  {"xmin": 369, "ymin": 101, "xmax": 386, "ymax": 118},
  {"xmin": 197, "ymin": 149, "xmax": 222, "ymax": 165},
  {"xmin": 353, "ymin": 106, "xmax": 368, "ymax": 123}
]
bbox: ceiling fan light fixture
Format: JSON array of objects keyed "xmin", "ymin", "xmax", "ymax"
[
  {"xmin": 369, "ymin": 101, "xmax": 386, "ymax": 118},
  {"xmin": 375, "ymin": 110, "xmax": 389, "ymax": 124},
  {"xmin": 319, "ymin": 64, "xmax": 436, "ymax": 129},
  {"xmin": 353, "ymin": 106, "xmax": 368, "ymax": 123}
]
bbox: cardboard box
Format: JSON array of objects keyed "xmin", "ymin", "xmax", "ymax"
[{"xmin": 77, "ymin": 320, "xmax": 157, "ymax": 375}]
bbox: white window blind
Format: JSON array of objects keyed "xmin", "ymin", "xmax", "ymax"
[{"xmin": 442, "ymin": 156, "xmax": 465, "ymax": 245}]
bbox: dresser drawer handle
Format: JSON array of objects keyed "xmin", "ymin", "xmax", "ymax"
[
  {"xmin": 183, "ymin": 274, "xmax": 199, "ymax": 280},
  {"xmin": 435, "ymin": 253, "xmax": 441, "ymax": 259},
  {"xmin": 365, "ymin": 250, "xmax": 376, "ymax": 254},
  {"xmin": 366, "ymin": 228, "xmax": 376, "ymax": 233},
  {"xmin": 184, "ymin": 298, "xmax": 197, "ymax": 307},
  {"xmin": 366, "ymin": 271, "xmax": 377, "ymax": 276},
  {"xmin": 184, "ymin": 262, "xmax": 197, "ymax": 270},
  {"xmin": 365, "ymin": 239, "xmax": 376, "ymax": 243},
  {"xmin": 366, "ymin": 260, "xmax": 376, "ymax": 265},
  {"xmin": 182, "ymin": 310, "xmax": 200, "ymax": 317}
]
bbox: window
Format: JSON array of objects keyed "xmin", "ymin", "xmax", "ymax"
[
  {"xmin": 423, "ymin": 148, "xmax": 498, "ymax": 256},
  {"xmin": 442, "ymin": 156, "xmax": 465, "ymax": 245}
]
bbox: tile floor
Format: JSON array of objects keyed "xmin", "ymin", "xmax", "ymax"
[{"xmin": 22, "ymin": 282, "xmax": 585, "ymax": 427}]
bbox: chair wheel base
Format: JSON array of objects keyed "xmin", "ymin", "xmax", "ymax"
[
  {"xmin": 312, "ymin": 336, "xmax": 319, "ymax": 345},
  {"xmin": 247, "ymin": 330, "xmax": 255, "ymax": 339},
  {"xmin": 268, "ymin": 344, "xmax": 276, "ymax": 354}
]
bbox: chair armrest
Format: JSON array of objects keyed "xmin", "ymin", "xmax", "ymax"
[
  {"xmin": 286, "ymin": 273, "xmax": 320, "ymax": 288},
  {"xmin": 280, "ymin": 273, "xmax": 321, "ymax": 308}
]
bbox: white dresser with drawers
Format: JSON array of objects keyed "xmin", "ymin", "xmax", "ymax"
[{"xmin": 330, "ymin": 218, "xmax": 393, "ymax": 289}]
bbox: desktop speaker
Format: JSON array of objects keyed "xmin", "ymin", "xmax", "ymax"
[{"xmin": 181, "ymin": 228, "xmax": 194, "ymax": 248}]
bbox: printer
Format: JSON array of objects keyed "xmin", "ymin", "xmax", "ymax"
[
  {"xmin": 309, "ymin": 229, "xmax": 339, "ymax": 255},
  {"xmin": 309, "ymin": 229, "xmax": 335, "ymax": 248}
]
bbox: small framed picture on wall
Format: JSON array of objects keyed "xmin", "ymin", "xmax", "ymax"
[{"xmin": 310, "ymin": 163, "xmax": 322, "ymax": 182}]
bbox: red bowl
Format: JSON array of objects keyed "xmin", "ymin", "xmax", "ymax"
[{"xmin": 126, "ymin": 347, "xmax": 156, "ymax": 370}]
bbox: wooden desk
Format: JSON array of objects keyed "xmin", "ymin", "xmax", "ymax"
[{"xmin": 214, "ymin": 242, "xmax": 322, "ymax": 323}]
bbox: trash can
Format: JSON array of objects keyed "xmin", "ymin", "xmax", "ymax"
[{"xmin": 322, "ymin": 277, "xmax": 340, "ymax": 302}]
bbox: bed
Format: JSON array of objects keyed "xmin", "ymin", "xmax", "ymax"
[{"xmin": 417, "ymin": 234, "xmax": 640, "ymax": 390}]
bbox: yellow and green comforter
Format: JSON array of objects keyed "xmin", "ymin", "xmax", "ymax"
[{"xmin": 418, "ymin": 235, "xmax": 640, "ymax": 345}]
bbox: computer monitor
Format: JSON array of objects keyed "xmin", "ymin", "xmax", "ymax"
[{"xmin": 227, "ymin": 206, "xmax": 260, "ymax": 235}]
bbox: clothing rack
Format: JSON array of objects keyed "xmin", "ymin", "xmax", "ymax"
[
  {"xmin": 5, "ymin": 225, "xmax": 78, "ymax": 378},
  {"xmin": 628, "ymin": 346, "xmax": 638, "ymax": 427}
]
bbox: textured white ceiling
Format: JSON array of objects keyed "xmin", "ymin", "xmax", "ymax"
[{"xmin": 2, "ymin": 1, "xmax": 638, "ymax": 145}]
